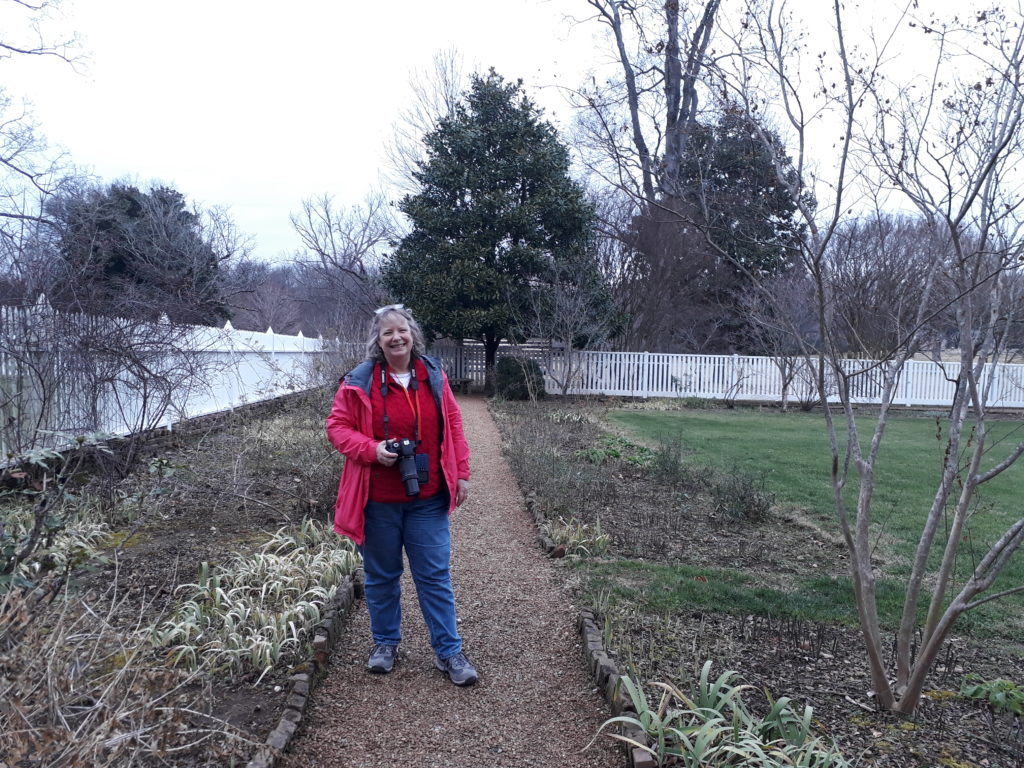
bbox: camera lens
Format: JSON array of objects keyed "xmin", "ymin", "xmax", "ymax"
[{"xmin": 391, "ymin": 439, "xmax": 420, "ymax": 496}]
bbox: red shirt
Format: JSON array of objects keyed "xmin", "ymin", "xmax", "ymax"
[{"xmin": 368, "ymin": 359, "xmax": 443, "ymax": 502}]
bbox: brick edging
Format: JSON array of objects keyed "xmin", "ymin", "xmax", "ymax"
[
  {"xmin": 525, "ymin": 490, "xmax": 655, "ymax": 767},
  {"xmin": 245, "ymin": 568, "xmax": 365, "ymax": 768},
  {"xmin": 524, "ymin": 491, "xmax": 566, "ymax": 558},
  {"xmin": 578, "ymin": 609, "xmax": 656, "ymax": 768}
]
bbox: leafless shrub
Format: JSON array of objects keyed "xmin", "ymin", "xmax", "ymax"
[
  {"xmin": 0, "ymin": 298, "xmax": 231, "ymax": 481},
  {"xmin": 0, "ymin": 435, "xmax": 112, "ymax": 588},
  {"xmin": 290, "ymin": 192, "xmax": 392, "ymax": 334}
]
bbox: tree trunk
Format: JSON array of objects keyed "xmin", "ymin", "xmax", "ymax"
[
  {"xmin": 483, "ymin": 334, "xmax": 500, "ymax": 396},
  {"xmin": 661, "ymin": 0, "xmax": 719, "ymax": 197}
]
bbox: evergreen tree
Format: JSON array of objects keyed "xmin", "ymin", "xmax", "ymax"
[
  {"xmin": 382, "ymin": 70, "xmax": 600, "ymax": 392},
  {"xmin": 680, "ymin": 108, "xmax": 803, "ymax": 279},
  {"xmin": 51, "ymin": 182, "xmax": 229, "ymax": 324}
]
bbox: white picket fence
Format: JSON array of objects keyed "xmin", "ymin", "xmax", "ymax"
[
  {"xmin": 5, "ymin": 296, "xmax": 1023, "ymax": 459},
  {"xmin": 539, "ymin": 350, "xmax": 1024, "ymax": 407},
  {"xmin": 0, "ymin": 299, "xmax": 354, "ymax": 457},
  {"xmin": 436, "ymin": 342, "xmax": 1024, "ymax": 408}
]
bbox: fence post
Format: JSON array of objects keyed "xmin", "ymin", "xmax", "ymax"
[{"xmin": 894, "ymin": 359, "xmax": 906, "ymax": 406}]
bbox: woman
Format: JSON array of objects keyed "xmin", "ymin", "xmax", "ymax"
[{"xmin": 325, "ymin": 305, "xmax": 476, "ymax": 686}]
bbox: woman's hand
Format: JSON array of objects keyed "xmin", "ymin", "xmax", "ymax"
[
  {"xmin": 376, "ymin": 440, "xmax": 397, "ymax": 466},
  {"xmin": 455, "ymin": 478, "xmax": 469, "ymax": 507}
]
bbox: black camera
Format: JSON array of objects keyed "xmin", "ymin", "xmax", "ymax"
[{"xmin": 386, "ymin": 438, "xmax": 429, "ymax": 497}]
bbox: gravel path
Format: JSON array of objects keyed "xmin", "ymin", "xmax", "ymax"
[{"xmin": 282, "ymin": 396, "xmax": 623, "ymax": 768}]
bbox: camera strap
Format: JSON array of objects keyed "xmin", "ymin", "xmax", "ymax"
[{"xmin": 379, "ymin": 362, "xmax": 420, "ymax": 444}]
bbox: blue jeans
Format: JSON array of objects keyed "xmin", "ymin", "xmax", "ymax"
[{"xmin": 360, "ymin": 492, "xmax": 462, "ymax": 660}]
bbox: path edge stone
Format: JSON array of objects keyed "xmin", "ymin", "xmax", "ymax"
[
  {"xmin": 245, "ymin": 568, "xmax": 364, "ymax": 768},
  {"xmin": 525, "ymin": 491, "xmax": 565, "ymax": 558},
  {"xmin": 578, "ymin": 609, "xmax": 655, "ymax": 768},
  {"xmin": 527, "ymin": 489, "xmax": 647, "ymax": 766}
]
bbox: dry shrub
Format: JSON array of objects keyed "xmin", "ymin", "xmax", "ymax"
[
  {"xmin": 0, "ymin": 577, "xmax": 253, "ymax": 767},
  {"xmin": 492, "ymin": 400, "xmax": 702, "ymax": 560},
  {"xmin": 493, "ymin": 401, "xmax": 616, "ymax": 522}
]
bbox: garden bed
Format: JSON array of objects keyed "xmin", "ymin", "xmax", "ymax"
[
  {"xmin": 1, "ymin": 389, "xmax": 354, "ymax": 766},
  {"xmin": 492, "ymin": 398, "xmax": 1024, "ymax": 768}
]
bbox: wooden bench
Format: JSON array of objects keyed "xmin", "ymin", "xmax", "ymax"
[{"xmin": 449, "ymin": 377, "xmax": 472, "ymax": 395}]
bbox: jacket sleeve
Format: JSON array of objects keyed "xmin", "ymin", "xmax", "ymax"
[
  {"xmin": 440, "ymin": 374, "xmax": 471, "ymax": 480},
  {"xmin": 325, "ymin": 382, "xmax": 379, "ymax": 465}
]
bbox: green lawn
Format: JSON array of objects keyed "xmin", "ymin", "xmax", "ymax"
[
  {"xmin": 575, "ymin": 560, "xmax": 906, "ymax": 626},
  {"xmin": 608, "ymin": 407, "xmax": 1024, "ymax": 636}
]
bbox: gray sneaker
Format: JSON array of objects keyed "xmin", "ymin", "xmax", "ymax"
[
  {"xmin": 367, "ymin": 644, "xmax": 398, "ymax": 674},
  {"xmin": 435, "ymin": 651, "xmax": 478, "ymax": 686}
]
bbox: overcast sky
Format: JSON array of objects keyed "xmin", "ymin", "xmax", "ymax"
[
  {"xmin": 5, "ymin": 0, "xmax": 994, "ymax": 264},
  {"xmin": 6, "ymin": 0, "xmax": 601, "ymax": 261}
]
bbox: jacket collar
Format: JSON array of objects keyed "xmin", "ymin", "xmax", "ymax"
[{"xmin": 345, "ymin": 355, "xmax": 444, "ymax": 397}]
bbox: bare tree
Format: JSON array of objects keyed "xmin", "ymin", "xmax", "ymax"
[
  {"xmin": 575, "ymin": 2, "xmax": 813, "ymax": 353},
  {"xmin": 739, "ymin": 268, "xmax": 819, "ymax": 410},
  {"xmin": 222, "ymin": 259, "xmax": 303, "ymax": 333},
  {"xmin": 0, "ymin": 0, "xmax": 80, "ymax": 254},
  {"xmin": 290, "ymin": 191, "xmax": 393, "ymax": 334},
  {"xmin": 576, "ymin": 0, "xmax": 720, "ymax": 202},
  {"xmin": 383, "ymin": 48, "xmax": 466, "ymax": 197},
  {"xmin": 0, "ymin": 296, "xmax": 225, "ymax": 469},
  {"xmin": 516, "ymin": 252, "xmax": 618, "ymax": 396},
  {"xmin": 715, "ymin": 0, "xmax": 1024, "ymax": 713},
  {"xmin": 826, "ymin": 214, "xmax": 950, "ymax": 358}
]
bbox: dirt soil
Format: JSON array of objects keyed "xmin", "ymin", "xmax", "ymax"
[
  {"xmin": 611, "ymin": 610, "xmax": 1023, "ymax": 767},
  {"xmin": 68, "ymin": 394, "xmax": 625, "ymax": 767},
  {"xmin": 44, "ymin": 393, "xmax": 1024, "ymax": 767},
  {"xmin": 74, "ymin": 395, "xmax": 346, "ymax": 745}
]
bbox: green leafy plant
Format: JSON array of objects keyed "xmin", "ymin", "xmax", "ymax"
[
  {"xmin": 759, "ymin": 691, "xmax": 815, "ymax": 747},
  {"xmin": 690, "ymin": 659, "xmax": 752, "ymax": 717},
  {"xmin": 576, "ymin": 445, "xmax": 621, "ymax": 464},
  {"xmin": 495, "ymin": 356, "xmax": 546, "ymax": 401},
  {"xmin": 589, "ymin": 661, "xmax": 850, "ymax": 767},
  {"xmin": 576, "ymin": 435, "xmax": 655, "ymax": 467},
  {"xmin": 961, "ymin": 676, "xmax": 1024, "ymax": 716}
]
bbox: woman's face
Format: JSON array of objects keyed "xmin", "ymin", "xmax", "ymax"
[{"xmin": 378, "ymin": 313, "xmax": 413, "ymax": 369}]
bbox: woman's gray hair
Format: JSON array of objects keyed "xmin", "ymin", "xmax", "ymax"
[{"xmin": 365, "ymin": 304, "xmax": 427, "ymax": 363}]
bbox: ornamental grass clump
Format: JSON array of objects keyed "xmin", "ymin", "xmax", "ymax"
[
  {"xmin": 960, "ymin": 675, "xmax": 1024, "ymax": 762},
  {"xmin": 154, "ymin": 518, "xmax": 358, "ymax": 678},
  {"xmin": 592, "ymin": 660, "xmax": 850, "ymax": 767},
  {"xmin": 542, "ymin": 516, "xmax": 611, "ymax": 557},
  {"xmin": 0, "ymin": 577, "xmax": 252, "ymax": 767}
]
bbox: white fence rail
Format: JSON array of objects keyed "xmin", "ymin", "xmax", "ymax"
[
  {"xmin": 541, "ymin": 351, "xmax": 1024, "ymax": 407},
  {"xmin": 436, "ymin": 343, "xmax": 1024, "ymax": 408},
  {"xmin": 0, "ymin": 299, "xmax": 344, "ymax": 457},
  {"xmin": 5, "ymin": 297, "xmax": 1023, "ymax": 460}
]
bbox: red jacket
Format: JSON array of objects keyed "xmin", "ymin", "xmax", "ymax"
[{"xmin": 325, "ymin": 355, "xmax": 471, "ymax": 545}]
